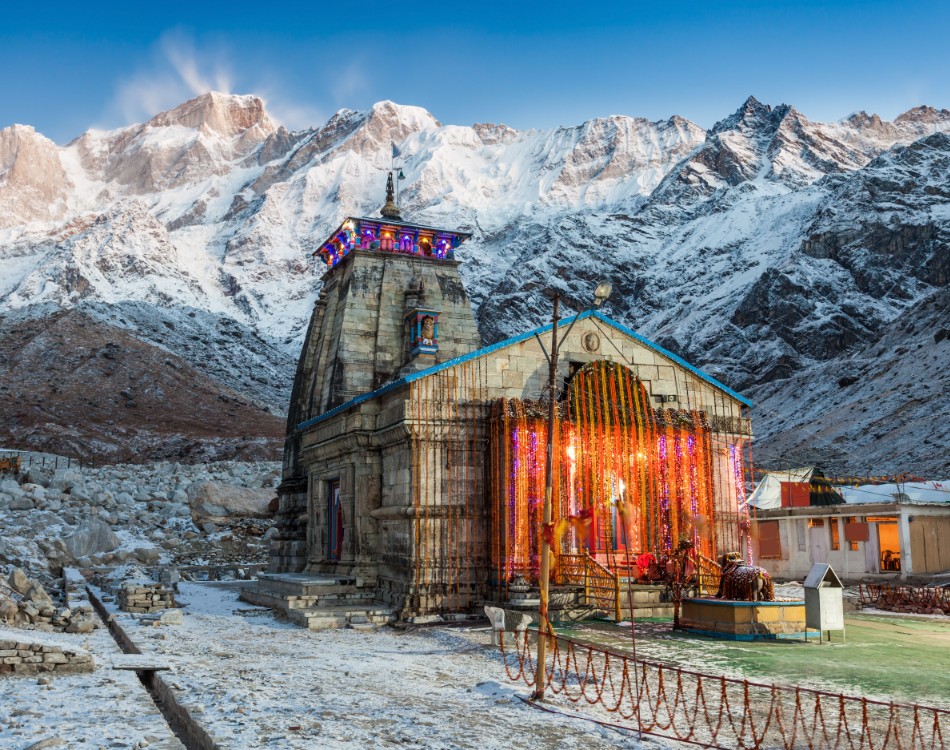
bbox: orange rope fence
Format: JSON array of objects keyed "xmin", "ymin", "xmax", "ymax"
[{"xmin": 499, "ymin": 631, "xmax": 948, "ymax": 749}]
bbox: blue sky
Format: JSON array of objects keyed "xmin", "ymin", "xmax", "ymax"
[{"xmin": 3, "ymin": 1, "xmax": 947, "ymax": 143}]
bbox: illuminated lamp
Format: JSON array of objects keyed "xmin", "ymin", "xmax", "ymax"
[{"xmin": 593, "ymin": 282, "xmax": 613, "ymax": 306}]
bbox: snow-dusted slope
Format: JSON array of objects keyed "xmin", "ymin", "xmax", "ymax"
[{"xmin": 0, "ymin": 93, "xmax": 947, "ymax": 473}]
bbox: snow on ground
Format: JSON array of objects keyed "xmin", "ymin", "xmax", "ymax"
[
  {"xmin": 0, "ymin": 611, "xmax": 184, "ymax": 749},
  {"xmin": 107, "ymin": 583, "xmax": 656, "ymax": 749}
]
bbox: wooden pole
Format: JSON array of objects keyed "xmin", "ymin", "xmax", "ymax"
[{"xmin": 532, "ymin": 293, "xmax": 559, "ymax": 701}]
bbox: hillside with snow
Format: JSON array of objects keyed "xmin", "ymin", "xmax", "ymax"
[{"xmin": 0, "ymin": 92, "xmax": 947, "ymax": 473}]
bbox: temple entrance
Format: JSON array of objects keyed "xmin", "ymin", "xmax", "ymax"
[
  {"xmin": 489, "ymin": 360, "xmax": 737, "ymax": 592},
  {"xmin": 327, "ymin": 480, "xmax": 343, "ymax": 561}
]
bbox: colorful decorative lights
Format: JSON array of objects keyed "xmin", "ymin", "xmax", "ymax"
[
  {"xmin": 316, "ymin": 217, "xmax": 465, "ymax": 268},
  {"xmin": 489, "ymin": 361, "xmax": 727, "ymax": 587}
]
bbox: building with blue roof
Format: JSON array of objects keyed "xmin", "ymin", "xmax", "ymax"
[{"xmin": 244, "ymin": 178, "xmax": 753, "ymax": 625}]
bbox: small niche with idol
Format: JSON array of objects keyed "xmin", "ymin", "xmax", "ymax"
[{"xmin": 405, "ymin": 308, "xmax": 441, "ymax": 357}]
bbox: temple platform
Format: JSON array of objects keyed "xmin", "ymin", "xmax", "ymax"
[
  {"xmin": 240, "ymin": 573, "xmax": 396, "ymax": 630},
  {"xmin": 680, "ymin": 598, "xmax": 808, "ymax": 640},
  {"xmin": 621, "ymin": 583, "xmax": 675, "ymax": 619},
  {"xmin": 495, "ymin": 583, "xmax": 675, "ymax": 623}
]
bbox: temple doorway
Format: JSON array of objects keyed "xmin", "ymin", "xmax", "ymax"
[
  {"xmin": 327, "ymin": 480, "xmax": 343, "ymax": 561},
  {"xmin": 489, "ymin": 360, "xmax": 737, "ymax": 589}
]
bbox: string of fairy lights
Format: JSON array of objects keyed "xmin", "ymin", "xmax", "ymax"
[
  {"xmin": 489, "ymin": 361, "xmax": 750, "ymax": 596},
  {"xmin": 403, "ymin": 344, "xmax": 753, "ymax": 611}
]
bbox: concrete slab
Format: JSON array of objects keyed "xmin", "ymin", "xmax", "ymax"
[{"xmin": 111, "ymin": 654, "xmax": 172, "ymax": 671}]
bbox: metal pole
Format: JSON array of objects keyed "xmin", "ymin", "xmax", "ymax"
[{"xmin": 532, "ymin": 293, "xmax": 560, "ymax": 701}]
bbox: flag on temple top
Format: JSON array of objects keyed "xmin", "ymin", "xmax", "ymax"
[{"xmin": 392, "ymin": 142, "xmax": 401, "ymax": 159}]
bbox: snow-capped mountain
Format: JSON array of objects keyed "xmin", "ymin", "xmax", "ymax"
[{"xmin": 0, "ymin": 92, "xmax": 947, "ymax": 473}]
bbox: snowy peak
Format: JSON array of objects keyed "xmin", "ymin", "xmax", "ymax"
[
  {"xmin": 708, "ymin": 95, "xmax": 794, "ymax": 139},
  {"xmin": 337, "ymin": 101, "xmax": 442, "ymax": 161},
  {"xmin": 654, "ymin": 95, "xmax": 950, "ymax": 203},
  {"xmin": 546, "ymin": 114, "xmax": 705, "ymax": 202},
  {"xmin": 368, "ymin": 100, "xmax": 442, "ymax": 131},
  {"xmin": 147, "ymin": 92, "xmax": 276, "ymax": 139},
  {"xmin": 845, "ymin": 110, "xmax": 891, "ymax": 134},
  {"xmin": 68, "ymin": 93, "xmax": 277, "ymax": 195},
  {"xmin": 0, "ymin": 124, "xmax": 71, "ymax": 227},
  {"xmin": 894, "ymin": 105, "xmax": 950, "ymax": 128}
]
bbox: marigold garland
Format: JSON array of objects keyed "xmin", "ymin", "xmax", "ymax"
[{"xmin": 489, "ymin": 361, "xmax": 739, "ymax": 588}]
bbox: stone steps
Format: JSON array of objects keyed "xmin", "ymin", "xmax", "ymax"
[
  {"xmin": 240, "ymin": 573, "xmax": 393, "ymax": 631},
  {"xmin": 253, "ymin": 573, "xmax": 360, "ymax": 598},
  {"xmin": 284, "ymin": 591, "xmax": 378, "ymax": 610},
  {"xmin": 289, "ymin": 605, "xmax": 396, "ymax": 631}
]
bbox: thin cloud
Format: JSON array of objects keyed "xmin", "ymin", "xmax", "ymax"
[
  {"xmin": 330, "ymin": 62, "xmax": 369, "ymax": 105},
  {"xmin": 104, "ymin": 31, "xmax": 234, "ymax": 128},
  {"xmin": 99, "ymin": 31, "xmax": 343, "ymax": 133},
  {"xmin": 161, "ymin": 34, "xmax": 232, "ymax": 97}
]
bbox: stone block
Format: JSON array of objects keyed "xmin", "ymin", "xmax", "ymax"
[{"xmin": 501, "ymin": 370, "xmax": 524, "ymax": 389}]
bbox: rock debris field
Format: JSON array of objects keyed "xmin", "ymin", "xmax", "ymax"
[{"xmin": 0, "ymin": 454, "xmax": 280, "ymax": 582}]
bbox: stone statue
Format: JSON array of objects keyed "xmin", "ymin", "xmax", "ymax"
[
  {"xmin": 716, "ymin": 551, "xmax": 775, "ymax": 601},
  {"xmin": 420, "ymin": 315, "xmax": 435, "ymax": 344}
]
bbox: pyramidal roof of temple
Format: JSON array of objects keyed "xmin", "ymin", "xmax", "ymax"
[{"xmin": 298, "ymin": 310, "xmax": 752, "ymax": 430}]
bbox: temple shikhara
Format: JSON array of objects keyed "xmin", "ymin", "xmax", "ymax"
[{"xmin": 243, "ymin": 176, "xmax": 753, "ymax": 626}]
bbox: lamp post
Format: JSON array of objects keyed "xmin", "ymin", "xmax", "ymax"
[{"xmin": 532, "ymin": 281, "xmax": 612, "ymax": 701}]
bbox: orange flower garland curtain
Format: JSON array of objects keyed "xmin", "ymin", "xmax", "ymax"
[{"xmin": 489, "ymin": 360, "xmax": 719, "ymax": 589}]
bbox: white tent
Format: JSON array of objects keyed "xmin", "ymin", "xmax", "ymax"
[
  {"xmin": 747, "ymin": 468, "xmax": 814, "ymax": 510},
  {"xmin": 840, "ymin": 481, "xmax": 950, "ymax": 505},
  {"xmin": 749, "ymin": 472, "xmax": 950, "ymax": 509}
]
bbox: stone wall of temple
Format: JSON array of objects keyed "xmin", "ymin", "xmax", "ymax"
[
  {"xmin": 275, "ymin": 247, "xmax": 483, "ymax": 574},
  {"xmin": 278, "ymin": 308, "xmax": 750, "ymax": 616}
]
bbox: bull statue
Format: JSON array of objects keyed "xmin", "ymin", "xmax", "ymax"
[{"xmin": 716, "ymin": 552, "xmax": 774, "ymax": 602}]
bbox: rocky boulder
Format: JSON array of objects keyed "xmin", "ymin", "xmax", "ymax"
[
  {"xmin": 187, "ymin": 481, "xmax": 275, "ymax": 526},
  {"xmin": 7, "ymin": 567, "xmax": 32, "ymax": 595},
  {"xmin": 63, "ymin": 518, "xmax": 120, "ymax": 560}
]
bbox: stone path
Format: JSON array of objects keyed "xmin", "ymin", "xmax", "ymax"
[
  {"xmin": 0, "ymin": 610, "xmax": 185, "ymax": 749},
  {"xmin": 117, "ymin": 582, "xmax": 653, "ymax": 749}
]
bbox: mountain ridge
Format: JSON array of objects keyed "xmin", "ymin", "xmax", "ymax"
[{"xmin": 1, "ymin": 93, "xmax": 947, "ymax": 474}]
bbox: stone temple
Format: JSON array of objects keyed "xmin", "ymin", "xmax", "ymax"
[{"xmin": 243, "ymin": 177, "xmax": 753, "ymax": 627}]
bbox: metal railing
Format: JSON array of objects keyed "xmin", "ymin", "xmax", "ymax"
[
  {"xmin": 558, "ymin": 552, "xmax": 622, "ymax": 621},
  {"xmin": 0, "ymin": 449, "xmax": 96, "ymax": 472},
  {"xmin": 860, "ymin": 583, "xmax": 950, "ymax": 615},
  {"xmin": 695, "ymin": 553, "xmax": 722, "ymax": 597}
]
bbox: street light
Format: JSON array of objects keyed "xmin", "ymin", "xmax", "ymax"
[
  {"xmin": 532, "ymin": 282, "xmax": 612, "ymax": 702},
  {"xmin": 593, "ymin": 282, "xmax": 612, "ymax": 306}
]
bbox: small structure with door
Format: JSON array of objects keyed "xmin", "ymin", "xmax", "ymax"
[{"xmin": 804, "ymin": 563, "xmax": 844, "ymax": 642}]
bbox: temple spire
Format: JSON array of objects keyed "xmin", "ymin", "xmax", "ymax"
[{"xmin": 381, "ymin": 171, "xmax": 402, "ymax": 220}]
